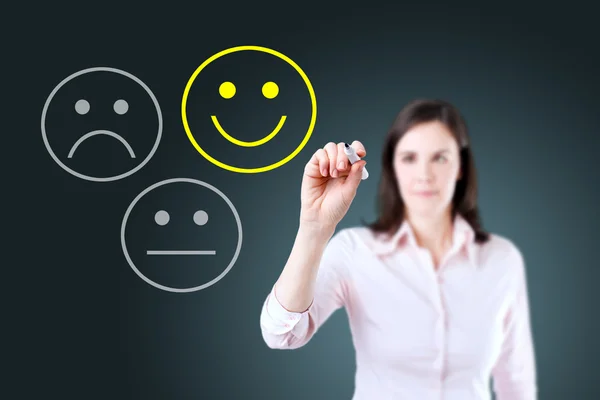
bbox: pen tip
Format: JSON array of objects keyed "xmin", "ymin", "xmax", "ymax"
[{"xmin": 344, "ymin": 143, "xmax": 350, "ymax": 148}]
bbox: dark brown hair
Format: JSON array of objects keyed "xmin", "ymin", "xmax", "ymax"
[{"xmin": 366, "ymin": 98, "xmax": 490, "ymax": 244}]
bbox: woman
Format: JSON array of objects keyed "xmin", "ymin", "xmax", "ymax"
[{"xmin": 259, "ymin": 99, "xmax": 537, "ymax": 399}]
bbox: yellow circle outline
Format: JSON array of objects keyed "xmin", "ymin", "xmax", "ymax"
[{"xmin": 181, "ymin": 45, "xmax": 317, "ymax": 173}]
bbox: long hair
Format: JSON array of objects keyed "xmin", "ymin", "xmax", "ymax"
[{"xmin": 366, "ymin": 98, "xmax": 490, "ymax": 244}]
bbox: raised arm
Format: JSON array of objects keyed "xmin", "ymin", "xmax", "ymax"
[
  {"xmin": 260, "ymin": 227, "xmax": 351, "ymax": 349},
  {"xmin": 259, "ymin": 140, "xmax": 367, "ymax": 350}
]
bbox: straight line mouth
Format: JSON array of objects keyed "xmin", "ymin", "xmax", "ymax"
[{"xmin": 146, "ymin": 250, "xmax": 216, "ymax": 255}]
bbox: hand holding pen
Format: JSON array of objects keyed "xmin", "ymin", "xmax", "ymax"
[{"xmin": 300, "ymin": 141, "xmax": 368, "ymax": 231}]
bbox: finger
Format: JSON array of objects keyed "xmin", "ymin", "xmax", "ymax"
[
  {"xmin": 305, "ymin": 148, "xmax": 327, "ymax": 177},
  {"xmin": 351, "ymin": 140, "xmax": 366, "ymax": 158},
  {"xmin": 336, "ymin": 142, "xmax": 349, "ymax": 174},
  {"xmin": 343, "ymin": 159, "xmax": 367, "ymax": 191},
  {"xmin": 304, "ymin": 151, "xmax": 318, "ymax": 176},
  {"xmin": 323, "ymin": 142, "xmax": 338, "ymax": 177},
  {"xmin": 313, "ymin": 148, "xmax": 329, "ymax": 177}
]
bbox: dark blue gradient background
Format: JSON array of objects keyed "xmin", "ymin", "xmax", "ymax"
[{"xmin": 7, "ymin": 2, "xmax": 599, "ymax": 399}]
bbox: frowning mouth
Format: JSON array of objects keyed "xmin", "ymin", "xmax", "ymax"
[
  {"xmin": 211, "ymin": 115, "xmax": 286, "ymax": 147},
  {"xmin": 68, "ymin": 130, "xmax": 136, "ymax": 158}
]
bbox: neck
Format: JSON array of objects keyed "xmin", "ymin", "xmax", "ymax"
[{"xmin": 406, "ymin": 209, "xmax": 454, "ymax": 252}]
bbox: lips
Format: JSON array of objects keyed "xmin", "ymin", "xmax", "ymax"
[{"xmin": 414, "ymin": 190, "xmax": 438, "ymax": 197}]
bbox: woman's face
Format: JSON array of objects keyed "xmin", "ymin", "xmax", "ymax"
[{"xmin": 393, "ymin": 121, "xmax": 462, "ymax": 219}]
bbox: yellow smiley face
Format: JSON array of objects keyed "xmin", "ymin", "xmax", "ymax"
[
  {"xmin": 181, "ymin": 45, "xmax": 317, "ymax": 173},
  {"xmin": 212, "ymin": 80, "xmax": 285, "ymax": 147}
]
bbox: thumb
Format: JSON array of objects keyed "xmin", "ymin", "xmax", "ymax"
[{"xmin": 344, "ymin": 160, "xmax": 366, "ymax": 189}]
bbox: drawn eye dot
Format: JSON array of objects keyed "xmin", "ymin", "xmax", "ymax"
[
  {"xmin": 193, "ymin": 210, "xmax": 208, "ymax": 226},
  {"xmin": 262, "ymin": 81, "xmax": 278, "ymax": 99},
  {"xmin": 219, "ymin": 82, "xmax": 236, "ymax": 99},
  {"xmin": 114, "ymin": 99, "xmax": 129, "ymax": 115},
  {"xmin": 155, "ymin": 210, "xmax": 170, "ymax": 226},
  {"xmin": 75, "ymin": 99, "xmax": 90, "ymax": 115}
]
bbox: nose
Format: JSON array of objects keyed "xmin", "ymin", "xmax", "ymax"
[{"xmin": 416, "ymin": 161, "xmax": 433, "ymax": 183}]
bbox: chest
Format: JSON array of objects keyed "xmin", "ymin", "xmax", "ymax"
[{"xmin": 345, "ymin": 251, "xmax": 514, "ymax": 370}]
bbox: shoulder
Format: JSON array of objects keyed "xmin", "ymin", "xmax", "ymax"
[
  {"xmin": 327, "ymin": 226, "xmax": 378, "ymax": 253},
  {"xmin": 319, "ymin": 227, "xmax": 373, "ymax": 274},
  {"xmin": 478, "ymin": 232, "xmax": 527, "ymax": 277}
]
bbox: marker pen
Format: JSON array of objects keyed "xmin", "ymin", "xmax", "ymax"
[{"xmin": 344, "ymin": 143, "xmax": 369, "ymax": 180}]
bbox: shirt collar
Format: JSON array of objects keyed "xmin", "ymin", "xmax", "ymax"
[{"xmin": 371, "ymin": 213, "xmax": 479, "ymax": 268}]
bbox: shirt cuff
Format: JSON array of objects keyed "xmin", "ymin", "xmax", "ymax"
[{"xmin": 265, "ymin": 284, "xmax": 312, "ymax": 330}]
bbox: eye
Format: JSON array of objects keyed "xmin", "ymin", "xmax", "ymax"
[
  {"xmin": 401, "ymin": 155, "xmax": 415, "ymax": 163},
  {"xmin": 114, "ymin": 99, "xmax": 129, "ymax": 115},
  {"xmin": 262, "ymin": 81, "xmax": 279, "ymax": 99},
  {"xmin": 434, "ymin": 154, "xmax": 448, "ymax": 163},
  {"xmin": 75, "ymin": 99, "xmax": 90, "ymax": 115},
  {"xmin": 155, "ymin": 210, "xmax": 170, "ymax": 226},
  {"xmin": 219, "ymin": 81, "xmax": 236, "ymax": 99},
  {"xmin": 194, "ymin": 210, "xmax": 209, "ymax": 226}
]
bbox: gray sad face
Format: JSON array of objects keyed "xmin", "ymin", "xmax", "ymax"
[
  {"xmin": 67, "ymin": 99, "xmax": 135, "ymax": 158},
  {"xmin": 41, "ymin": 67, "xmax": 163, "ymax": 182}
]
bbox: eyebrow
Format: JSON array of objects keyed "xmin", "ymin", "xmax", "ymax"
[{"xmin": 397, "ymin": 149, "xmax": 450, "ymax": 155}]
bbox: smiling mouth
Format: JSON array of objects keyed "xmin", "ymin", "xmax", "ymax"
[
  {"xmin": 211, "ymin": 115, "xmax": 287, "ymax": 147},
  {"xmin": 147, "ymin": 250, "xmax": 216, "ymax": 255},
  {"xmin": 67, "ymin": 130, "xmax": 136, "ymax": 158}
]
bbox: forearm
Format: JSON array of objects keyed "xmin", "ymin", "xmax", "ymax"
[{"xmin": 274, "ymin": 223, "xmax": 335, "ymax": 312}]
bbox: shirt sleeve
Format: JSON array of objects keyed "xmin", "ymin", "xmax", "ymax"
[
  {"xmin": 259, "ymin": 229, "xmax": 351, "ymax": 350},
  {"xmin": 492, "ymin": 246, "xmax": 538, "ymax": 399}
]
